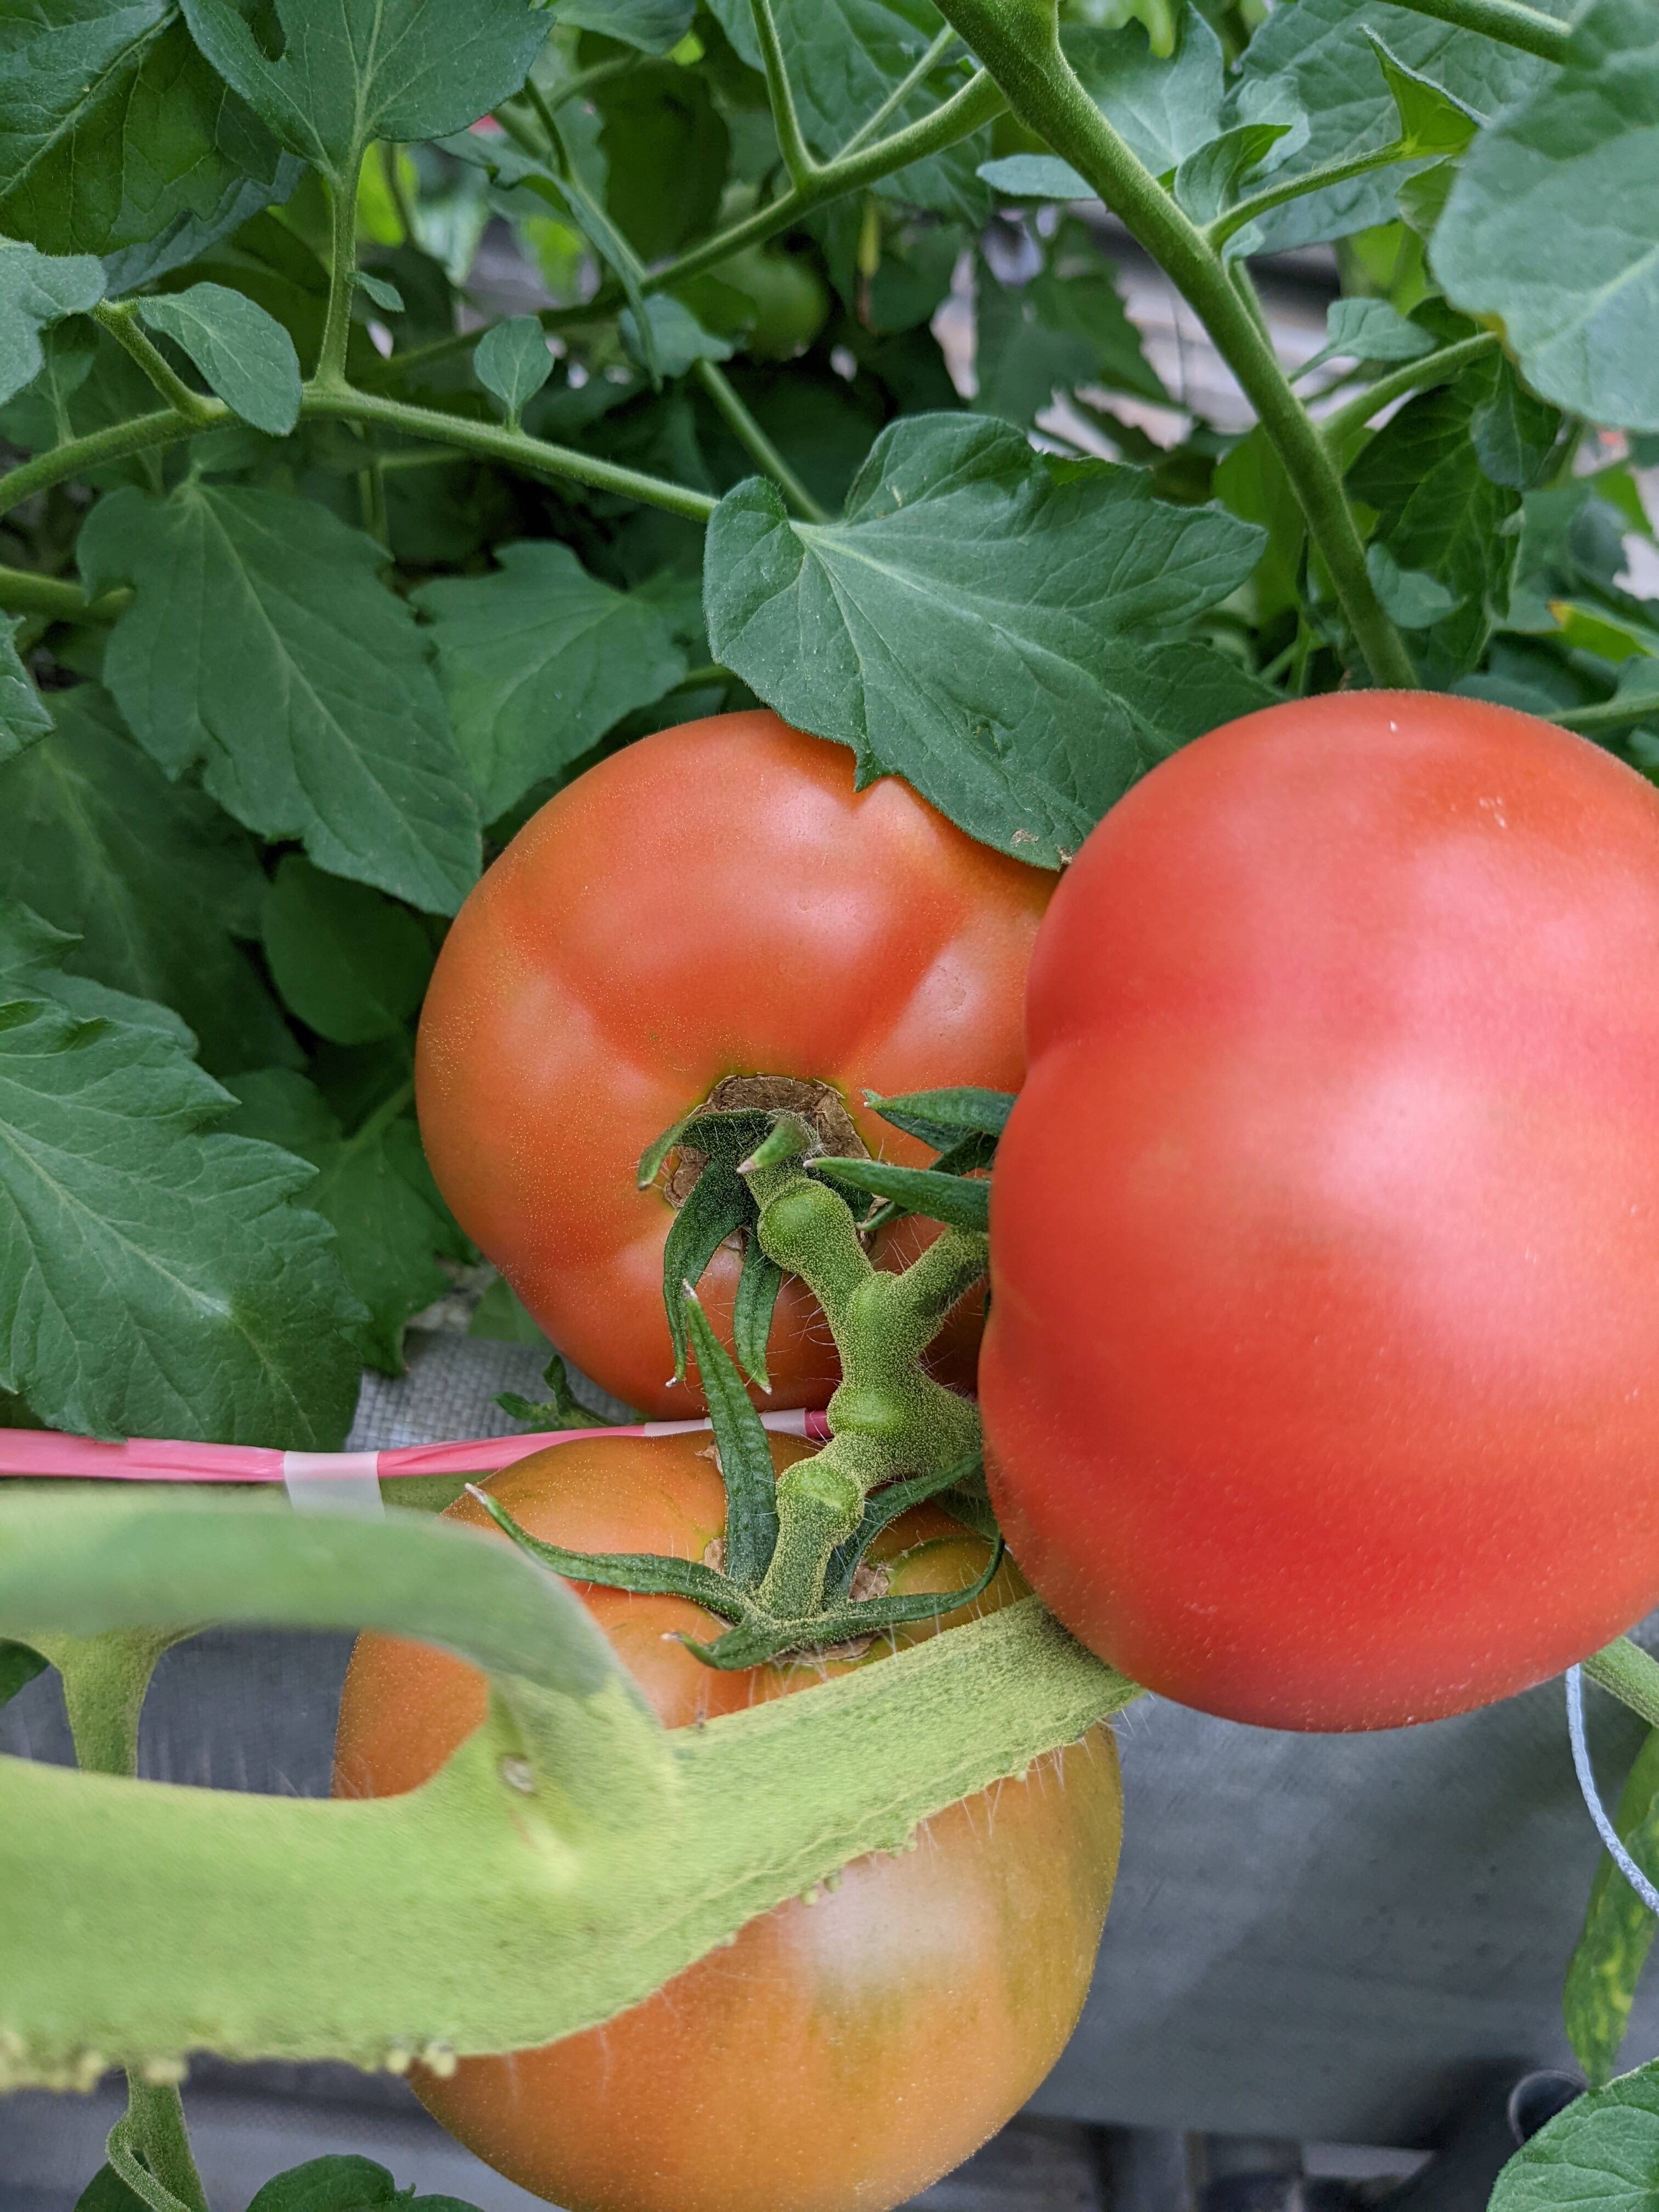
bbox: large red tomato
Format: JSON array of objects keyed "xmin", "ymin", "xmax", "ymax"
[
  {"xmin": 336, "ymin": 1434, "xmax": 1122, "ymax": 2212},
  {"xmin": 982, "ymin": 692, "xmax": 1659, "ymax": 1732},
  {"xmin": 416, "ymin": 712, "xmax": 1048, "ymax": 1416}
]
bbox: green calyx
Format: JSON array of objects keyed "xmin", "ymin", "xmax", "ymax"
[{"xmin": 498, "ymin": 1086, "xmax": 1012, "ymax": 1668}]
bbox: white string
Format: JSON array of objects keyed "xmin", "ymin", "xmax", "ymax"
[{"xmin": 1566, "ymin": 1663, "xmax": 1659, "ymax": 1915}]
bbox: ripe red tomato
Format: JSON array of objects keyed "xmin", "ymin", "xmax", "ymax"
[
  {"xmin": 416, "ymin": 711, "xmax": 1048, "ymax": 1416},
  {"xmin": 983, "ymin": 692, "xmax": 1659, "ymax": 1732},
  {"xmin": 336, "ymin": 1434, "xmax": 1122, "ymax": 2212}
]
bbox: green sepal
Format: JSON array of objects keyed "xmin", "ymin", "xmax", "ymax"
[
  {"xmin": 861, "ymin": 1131, "xmax": 997, "ymax": 1234},
  {"xmin": 736, "ymin": 1110, "xmax": 819, "ymax": 1174},
  {"xmin": 731, "ymin": 1233, "xmax": 783, "ymax": 1391},
  {"xmin": 466, "ymin": 1487, "xmax": 747, "ymax": 1622},
  {"xmin": 936, "ymin": 1460, "xmax": 1001, "ymax": 1544},
  {"xmin": 684, "ymin": 1540, "xmax": 1007, "ymax": 1672},
  {"xmin": 662, "ymin": 1166, "xmax": 749, "ymax": 1381},
  {"xmin": 680, "ymin": 1286, "xmax": 781, "ymax": 1590},
  {"xmin": 495, "ymin": 1352, "xmax": 632, "ymax": 1431},
  {"xmin": 864, "ymin": 1086, "xmax": 1015, "ymax": 1150},
  {"xmin": 642, "ymin": 1108, "xmax": 779, "ymax": 1378},
  {"xmin": 812, "ymin": 1156, "xmax": 990, "ymax": 1234},
  {"xmin": 824, "ymin": 1452, "xmax": 986, "ymax": 1604}
]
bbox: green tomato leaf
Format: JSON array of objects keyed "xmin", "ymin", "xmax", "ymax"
[
  {"xmin": 224, "ymin": 1069, "xmax": 463, "ymax": 1377},
  {"xmin": 620, "ymin": 295, "xmax": 735, "ymax": 379},
  {"xmin": 0, "ymin": 614, "xmax": 50, "ymax": 764},
  {"xmin": 133, "ymin": 281, "xmax": 301, "ymax": 435},
  {"xmin": 592, "ymin": 59, "xmax": 730, "ymax": 261},
  {"xmin": 179, "ymin": 0, "xmax": 550, "ymax": 178},
  {"xmin": 1365, "ymin": 30, "xmax": 1481, "ymax": 158},
  {"xmin": 0, "ymin": 238, "xmax": 104, "ymax": 405},
  {"xmin": 978, "ymin": 154, "xmax": 1090, "ymax": 201},
  {"xmin": 0, "ymin": 689, "xmax": 295, "ymax": 1077},
  {"xmin": 473, "ymin": 312, "xmax": 553, "ymax": 423},
  {"xmin": 1062, "ymin": 9, "xmax": 1227, "ymax": 179},
  {"xmin": 1233, "ymin": 0, "xmax": 1565, "ymax": 253},
  {"xmin": 0, "ymin": 992, "xmax": 364, "ymax": 1445},
  {"xmin": 245, "ymin": 2158, "xmax": 403, "ymax": 2212},
  {"xmin": 0, "ymin": 893, "xmax": 193, "ymax": 1044},
  {"xmin": 1173, "ymin": 116, "xmax": 1302, "ymax": 229},
  {"xmin": 1347, "ymin": 356, "xmax": 1520, "ymax": 681},
  {"xmin": 975, "ymin": 220, "xmax": 1167, "ymax": 426},
  {"xmin": 1565, "ymin": 1726, "xmax": 1659, "ymax": 2090},
  {"xmin": 1488, "ymin": 2063, "xmax": 1658, "ymax": 2212},
  {"xmin": 1365, "ymin": 541, "xmax": 1466, "ymax": 629},
  {"xmin": 1432, "ymin": 0, "xmax": 1659, "ymax": 432},
  {"xmin": 353, "ymin": 269, "xmax": 404, "ymax": 315},
  {"xmin": 0, "ymin": 3, "xmax": 298, "ymax": 279},
  {"xmin": 552, "ymin": 0, "xmax": 694, "ymax": 55},
  {"xmin": 261, "ymin": 856, "xmax": 433, "ymax": 1047},
  {"xmin": 79, "ymin": 483, "xmax": 481, "ymax": 913},
  {"xmin": 1470, "ymin": 358, "xmax": 1563, "ymax": 490},
  {"xmin": 1301, "ymin": 297, "xmax": 1436, "ymax": 379},
  {"xmin": 414, "ymin": 540, "xmax": 687, "ymax": 821},
  {"xmin": 704, "ymin": 413, "xmax": 1265, "ymax": 865},
  {"xmin": 704, "ymin": 0, "xmax": 989, "ymax": 221}
]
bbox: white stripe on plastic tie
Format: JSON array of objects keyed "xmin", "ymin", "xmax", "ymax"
[
  {"xmin": 281, "ymin": 1449, "xmax": 385, "ymax": 1518},
  {"xmin": 1566, "ymin": 1662, "xmax": 1659, "ymax": 1915}
]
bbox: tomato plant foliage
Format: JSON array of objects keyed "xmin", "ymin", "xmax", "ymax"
[{"xmin": 0, "ymin": 0, "xmax": 1654, "ymax": 1466}]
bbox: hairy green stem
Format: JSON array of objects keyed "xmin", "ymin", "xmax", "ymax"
[
  {"xmin": 380, "ymin": 140, "xmax": 417, "ymax": 247},
  {"xmin": 1207, "ymin": 142, "xmax": 1413, "ymax": 253},
  {"xmin": 1, "ymin": 383, "xmax": 712, "ymax": 527},
  {"xmin": 1584, "ymin": 1639, "xmax": 1659, "ymax": 1731},
  {"xmin": 308, "ymin": 386, "xmax": 718, "ymax": 519},
  {"xmin": 93, "ymin": 304, "xmax": 215, "ymax": 426},
  {"xmin": 115, "ymin": 2078, "xmax": 210, "ymax": 2212},
  {"xmin": 314, "ymin": 162, "xmax": 364, "ymax": 390},
  {"xmin": 0, "ymin": 406, "xmax": 226, "ymax": 517},
  {"xmin": 1557, "ymin": 693, "xmax": 1659, "ymax": 737},
  {"xmin": 749, "ymin": 0, "xmax": 819, "ymax": 186},
  {"xmin": 693, "ymin": 358, "xmax": 828, "ymax": 520},
  {"xmin": 938, "ymin": 0, "xmax": 1416, "ymax": 690},
  {"xmin": 1321, "ymin": 331, "xmax": 1501, "ymax": 448},
  {"xmin": 1379, "ymin": 0, "xmax": 1571, "ymax": 64},
  {"xmin": 0, "ymin": 1493, "xmax": 1137, "ymax": 2080}
]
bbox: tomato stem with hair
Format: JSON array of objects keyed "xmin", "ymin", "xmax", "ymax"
[
  {"xmin": 1371, "ymin": 0, "xmax": 1570, "ymax": 64},
  {"xmin": 1583, "ymin": 1638, "xmax": 1659, "ymax": 1731},
  {"xmin": 740, "ymin": 1150, "xmax": 987, "ymax": 1620}
]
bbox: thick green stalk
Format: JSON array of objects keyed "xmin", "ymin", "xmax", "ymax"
[
  {"xmin": 1379, "ymin": 0, "xmax": 1571, "ymax": 64},
  {"xmin": 936, "ymin": 0, "xmax": 1417, "ymax": 690},
  {"xmin": 0, "ymin": 1491, "xmax": 1136, "ymax": 2081},
  {"xmin": 1321, "ymin": 331, "xmax": 1501, "ymax": 448},
  {"xmin": 314, "ymin": 163, "xmax": 364, "ymax": 390},
  {"xmin": 1, "ymin": 384, "xmax": 714, "ymax": 526},
  {"xmin": 0, "ymin": 405, "xmax": 225, "ymax": 518},
  {"xmin": 693, "ymin": 359, "xmax": 828, "ymax": 521},
  {"xmin": 749, "ymin": 0, "xmax": 818, "ymax": 187},
  {"xmin": 1584, "ymin": 1639, "xmax": 1659, "ymax": 1730}
]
